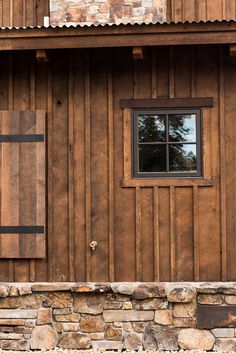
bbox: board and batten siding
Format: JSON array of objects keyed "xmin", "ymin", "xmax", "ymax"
[
  {"xmin": 0, "ymin": 46, "xmax": 233, "ymax": 282},
  {"xmin": 1, "ymin": 0, "xmax": 236, "ymax": 27}
]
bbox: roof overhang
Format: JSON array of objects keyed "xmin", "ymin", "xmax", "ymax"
[{"xmin": 0, "ymin": 21, "xmax": 236, "ymax": 50}]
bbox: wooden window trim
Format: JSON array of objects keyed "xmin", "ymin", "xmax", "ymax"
[{"xmin": 122, "ymin": 99, "xmax": 214, "ymax": 188}]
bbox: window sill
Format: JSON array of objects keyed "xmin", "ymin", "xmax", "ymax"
[{"xmin": 121, "ymin": 177, "xmax": 214, "ymax": 188}]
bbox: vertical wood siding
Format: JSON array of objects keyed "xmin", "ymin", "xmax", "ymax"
[
  {"xmin": 169, "ymin": 0, "xmax": 236, "ymax": 22},
  {"xmin": 0, "ymin": 46, "xmax": 233, "ymax": 281},
  {"xmin": 0, "ymin": 0, "xmax": 49, "ymax": 27}
]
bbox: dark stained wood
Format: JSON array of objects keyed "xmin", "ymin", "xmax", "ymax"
[
  {"xmin": 3, "ymin": 22, "xmax": 236, "ymax": 51},
  {"xmin": 120, "ymin": 97, "xmax": 213, "ymax": 108},
  {"xmin": 0, "ymin": 46, "xmax": 233, "ymax": 281}
]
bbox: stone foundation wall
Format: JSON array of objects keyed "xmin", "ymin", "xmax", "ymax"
[{"xmin": 0, "ymin": 282, "xmax": 236, "ymax": 351}]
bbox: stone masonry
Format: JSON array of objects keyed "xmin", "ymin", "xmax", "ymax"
[
  {"xmin": 0, "ymin": 282, "xmax": 236, "ymax": 350},
  {"xmin": 50, "ymin": 0, "xmax": 167, "ymax": 27}
]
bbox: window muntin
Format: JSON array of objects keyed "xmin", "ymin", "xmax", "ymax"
[{"xmin": 133, "ymin": 109, "xmax": 202, "ymax": 178}]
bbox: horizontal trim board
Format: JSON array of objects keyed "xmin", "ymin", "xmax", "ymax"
[
  {"xmin": 0, "ymin": 134, "xmax": 44, "ymax": 142},
  {"xmin": 1, "ymin": 22, "xmax": 236, "ymax": 50},
  {"xmin": 120, "ymin": 98, "xmax": 213, "ymax": 108},
  {"xmin": 0, "ymin": 226, "xmax": 44, "ymax": 234}
]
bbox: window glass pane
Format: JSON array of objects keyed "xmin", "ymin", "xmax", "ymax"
[
  {"xmin": 169, "ymin": 144, "xmax": 197, "ymax": 172},
  {"xmin": 169, "ymin": 114, "xmax": 196, "ymax": 142},
  {"xmin": 138, "ymin": 115, "xmax": 166, "ymax": 142},
  {"xmin": 139, "ymin": 144, "xmax": 166, "ymax": 172}
]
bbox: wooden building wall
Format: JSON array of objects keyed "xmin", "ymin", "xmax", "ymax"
[
  {"xmin": 169, "ymin": 0, "xmax": 236, "ymax": 22},
  {"xmin": 1, "ymin": 0, "xmax": 236, "ymax": 27},
  {"xmin": 0, "ymin": 45, "xmax": 234, "ymax": 282}
]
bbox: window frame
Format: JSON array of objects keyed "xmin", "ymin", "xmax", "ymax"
[
  {"xmin": 121, "ymin": 98, "xmax": 214, "ymax": 188},
  {"xmin": 132, "ymin": 108, "xmax": 202, "ymax": 178}
]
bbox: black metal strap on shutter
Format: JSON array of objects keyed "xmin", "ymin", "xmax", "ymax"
[
  {"xmin": 0, "ymin": 134, "xmax": 44, "ymax": 142},
  {"xmin": 0, "ymin": 226, "xmax": 44, "ymax": 234}
]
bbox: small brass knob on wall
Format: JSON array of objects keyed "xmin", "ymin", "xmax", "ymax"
[{"xmin": 90, "ymin": 240, "xmax": 97, "ymax": 251}]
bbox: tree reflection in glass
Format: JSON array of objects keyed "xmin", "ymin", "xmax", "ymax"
[
  {"xmin": 136, "ymin": 112, "xmax": 198, "ymax": 174},
  {"xmin": 138, "ymin": 115, "xmax": 166, "ymax": 142}
]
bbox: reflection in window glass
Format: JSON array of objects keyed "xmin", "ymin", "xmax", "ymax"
[
  {"xmin": 138, "ymin": 115, "xmax": 166, "ymax": 142},
  {"xmin": 133, "ymin": 109, "xmax": 201, "ymax": 177},
  {"xmin": 169, "ymin": 144, "xmax": 197, "ymax": 172},
  {"xmin": 169, "ymin": 114, "xmax": 196, "ymax": 142},
  {"xmin": 139, "ymin": 145, "xmax": 166, "ymax": 172}
]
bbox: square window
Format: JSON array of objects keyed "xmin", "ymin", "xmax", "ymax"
[{"xmin": 132, "ymin": 109, "xmax": 202, "ymax": 178}]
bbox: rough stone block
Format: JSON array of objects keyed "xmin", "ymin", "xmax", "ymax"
[
  {"xmin": 173, "ymin": 302, "xmax": 196, "ymax": 318},
  {"xmin": 103, "ymin": 310, "xmax": 154, "ymax": 322},
  {"xmin": 198, "ymin": 294, "xmax": 224, "ymax": 305},
  {"xmin": 90, "ymin": 332, "xmax": 105, "ymax": 340},
  {"xmin": 54, "ymin": 313, "xmax": 81, "ymax": 322},
  {"xmin": 0, "ymin": 310, "xmax": 37, "ymax": 319},
  {"xmin": 61, "ymin": 323, "xmax": 80, "ymax": 331},
  {"xmin": 74, "ymin": 295, "xmax": 104, "ymax": 314},
  {"xmin": 59, "ymin": 332, "xmax": 91, "ymax": 349},
  {"xmin": 225, "ymin": 295, "xmax": 236, "ymax": 304},
  {"xmin": 173, "ymin": 317, "xmax": 196, "ymax": 328},
  {"xmin": 104, "ymin": 302, "xmax": 122, "ymax": 310},
  {"xmin": 31, "ymin": 325, "xmax": 58, "ymax": 350},
  {"xmin": 110, "ymin": 283, "xmax": 138, "ymax": 295},
  {"xmin": 80, "ymin": 315, "xmax": 105, "ymax": 332},
  {"xmin": 105, "ymin": 324, "xmax": 122, "ymax": 340},
  {"xmin": 0, "ymin": 333, "xmax": 23, "ymax": 339},
  {"xmin": 1, "ymin": 339, "xmax": 30, "ymax": 351},
  {"xmin": 0, "ymin": 286, "xmax": 9, "ymax": 298},
  {"xmin": 122, "ymin": 301, "xmax": 133, "ymax": 309},
  {"xmin": 154, "ymin": 310, "xmax": 173, "ymax": 325},
  {"xmin": 92, "ymin": 340, "xmax": 123, "ymax": 349},
  {"xmin": 132, "ymin": 322, "xmax": 146, "ymax": 332},
  {"xmin": 32, "ymin": 283, "xmax": 72, "ymax": 292},
  {"xmin": 212, "ymin": 328, "xmax": 235, "ymax": 338},
  {"xmin": 132, "ymin": 284, "xmax": 165, "ymax": 300},
  {"xmin": 123, "ymin": 332, "xmax": 142, "ymax": 350},
  {"xmin": 178, "ymin": 328, "xmax": 215, "ymax": 350},
  {"xmin": 43, "ymin": 292, "xmax": 72, "ymax": 308},
  {"xmin": 214, "ymin": 338, "xmax": 236, "ymax": 351},
  {"xmin": 0, "ymin": 319, "xmax": 25, "ymax": 326},
  {"xmin": 37, "ymin": 308, "xmax": 52, "ymax": 325},
  {"xmin": 143, "ymin": 322, "xmax": 179, "ymax": 350},
  {"xmin": 167, "ymin": 286, "xmax": 196, "ymax": 303},
  {"xmin": 133, "ymin": 298, "xmax": 163, "ymax": 310}
]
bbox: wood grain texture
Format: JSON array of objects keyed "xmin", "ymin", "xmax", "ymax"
[
  {"xmin": 0, "ymin": 46, "xmax": 231, "ymax": 281},
  {"xmin": 0, "ymin": 110, "xmax": 45, "ymax": 259}
]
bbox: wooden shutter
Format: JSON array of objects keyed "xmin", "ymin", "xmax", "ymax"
[{"xmin": 0, "ymin": 110, "xmax": 45, "ymax": 258}]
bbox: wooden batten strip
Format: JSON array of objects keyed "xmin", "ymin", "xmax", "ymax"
[
  {"xmin": 8, "ymin": 55, "xmax": 14, "ymax": 281},
  {"xmin": 85, "ymin": 51, "xmax": 91, "ymax": 282},
  {"xmin": 29, "ymin": 55, "xmax": 36, "ymax": 281},
  {"xmin": 135, "ymin": 186, "xmax": 142, "ymax": 281},
  {"xmin": 108, "ymin": 53, "xmax": 115, "ymax": 281},
  {"xmin": 151, "ymin": 48, "xmax": 157, "ymax": 99},
  {"xmin": 193, "ymin": 185, "xmax": 200, "ymax": 280},
  {"xmin": 169, "ymin": 47, "xmax": 175, "ymax": 99},
  {"xmin": 219, "ymin": 47, "xmax": 227, "ymax": 281},
  {"xmin": 191, "ymin": 47, "xmax": 197, "ymax": 98},
  {"xmin": 47, "ymin": 61, "xmax": 53, "ymax": 281},
  {"xmin": 153, "ymin": 187, "xmax": 160, "ymax": 281},
  {"xmin": 170, "ymin": 186, "xmax": 176, "ymax": 281},
  {"xmin": 68, "ymin": 51, "xmax": 75, "ymax": 281}
]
